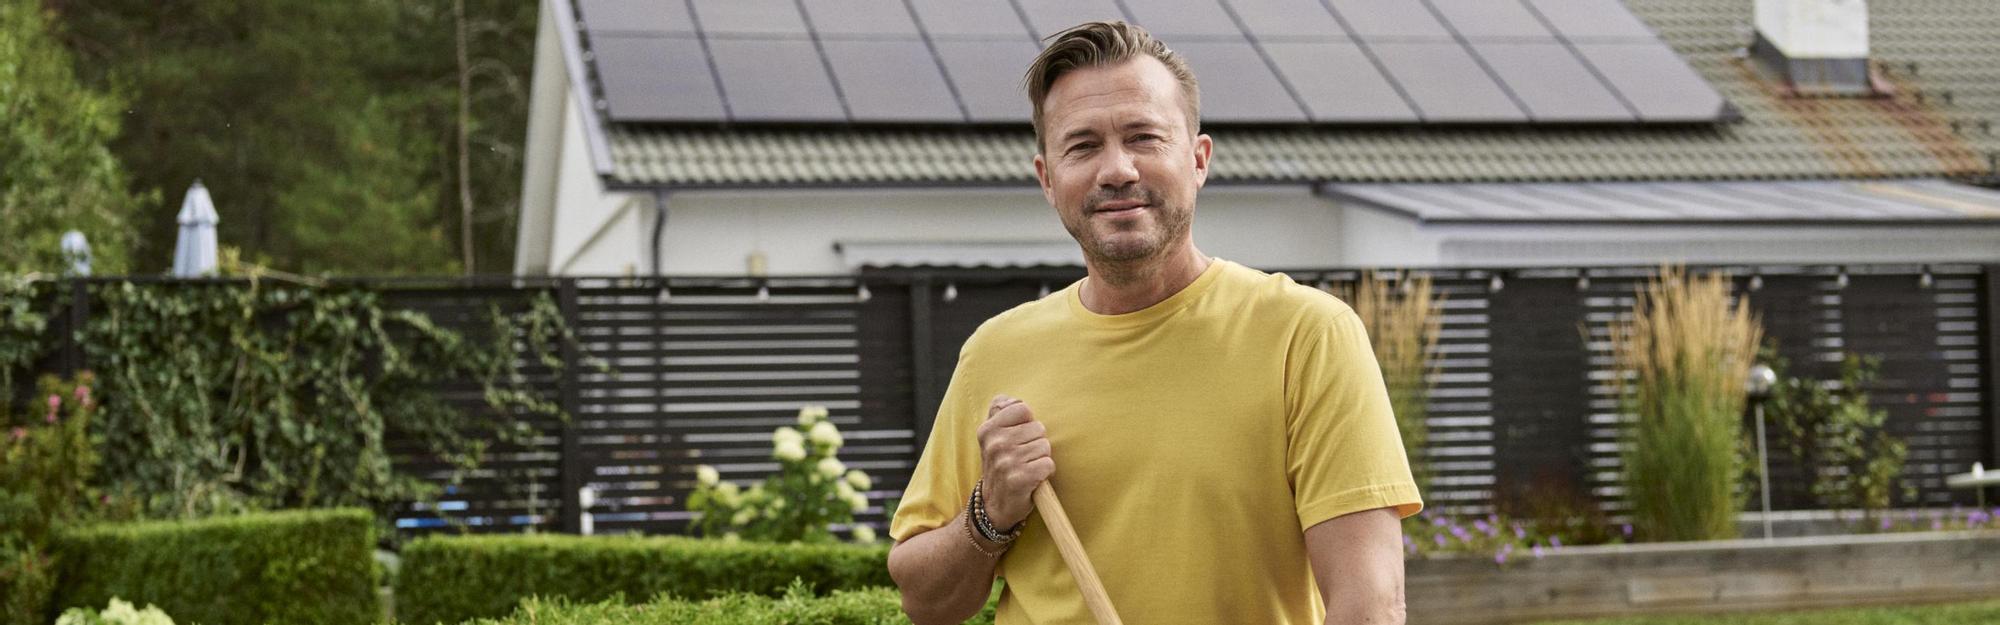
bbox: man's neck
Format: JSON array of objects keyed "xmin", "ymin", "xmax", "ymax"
[{"xmin": 1079, "ymin": 243, "xmax": 1212, "ymax": 315}]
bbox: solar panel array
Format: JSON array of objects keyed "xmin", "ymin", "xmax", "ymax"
[{"xmin": 575, "ymin": 0, "xmax": 1730, "ymax": 125}]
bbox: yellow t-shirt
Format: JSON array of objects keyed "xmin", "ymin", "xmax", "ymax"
[{"xmin": 889, "ymin": 258, "xmax": 1423, "ymax": 625}]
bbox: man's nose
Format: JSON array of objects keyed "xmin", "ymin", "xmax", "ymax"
[{"xmin": 1093, "ymin": 145, "xmax": 1140, "ymax": 190}]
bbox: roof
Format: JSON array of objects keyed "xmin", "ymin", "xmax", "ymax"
[
  {"xmin": 590, "ymin": 0, "xmax": 2000, "ymax": 187},
  {"xmin": 1321, "ymin": 179, "xmax": 2000, "ymax": 223}
]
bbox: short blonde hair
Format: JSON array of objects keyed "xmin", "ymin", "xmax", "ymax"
[{"xmin": 1023, "ymin": 21, "xmax": 1201, "ymax": 153}]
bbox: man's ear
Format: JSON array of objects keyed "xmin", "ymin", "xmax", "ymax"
[
  {"xmin": 1192, "ymin": 133, "xmax": 1212, "ymax": 189},
  {"xmin": 1034, "ymin": 152, "xmax": 1055, "ymax": 206}
]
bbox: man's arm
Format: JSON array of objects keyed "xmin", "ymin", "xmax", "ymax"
[
  {"xmin": 1304, "ymin": 507, "xmax": 1407, "ymax": 625},
  {"xmin": 888, "ymin": 517, "xmax": 1007, "ymax": 625}
]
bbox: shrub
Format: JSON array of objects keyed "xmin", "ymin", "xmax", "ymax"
[
  {"xmin": 464, "ymin": 582, "xmax": 996, "ymax": 625},
  {"xmin": 1607, "ymin": 266, "xmax": 1761, "ymax": 542},
  {"xmin": 56, "ymin": 597, "xmax": 176, "ymax": 625},
  {"xmin": 53, "ymin": 508, "xmax": 379, "ymax": 625},
  {"xmin": 1761, "ymin": 348, "xmax": 1910, "ymax": 522},
  {"xmin": 688, "ymin": 405, "xmax": 880, "ymax": 544},
  {"xmin": 395, "ymin": 533, "xmax": 895, "ymax": 625},
  {"xmin": 3, "ymin": 373, "xmax": 116, "ymax": 623}
]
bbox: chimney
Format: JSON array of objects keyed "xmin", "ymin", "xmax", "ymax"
[{"xmin": 1749, "ymin": 0, "xmax": 1872, "ymax": 96}]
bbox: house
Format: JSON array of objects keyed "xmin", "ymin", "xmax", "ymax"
[{"xmin": 513, "ymin": 0, "xmax": 2000, "ymax": 277}]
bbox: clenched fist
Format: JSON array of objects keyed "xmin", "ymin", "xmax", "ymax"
[{"xmin": 977, "ymin": 394, "xmax": 1054, "ymax": 530}]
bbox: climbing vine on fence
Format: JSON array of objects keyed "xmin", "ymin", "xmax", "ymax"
[{"xmin": 0, "ymin": 277, "xmax": 580, "ymax": 521}]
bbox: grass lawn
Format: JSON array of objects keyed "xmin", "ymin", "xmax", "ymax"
[{"xmin": 1529, "ymin": 599, "xmax": 2000, "ymax": 625}]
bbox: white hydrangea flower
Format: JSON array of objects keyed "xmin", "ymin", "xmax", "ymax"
[
  {"xmin": 835, "ymin": 480, "xmax": 856, "ymax": 500},
  {"xmin": 695, "ymin": 465, "xmax": 719, "ymax": 487},
  {"xmin": 773, "ymin": 426, "xmax": 805, "ymax": 447},
  {"xmin": 847, "ymin": 492, "xmax": 868, "ymax": 513},
  {"xmin": 852, "ymin": 524, "xmax": 877, "ymax": 544},
  {"xmin": 722, "ymin": 532, "xmax": 741, "ymax": 544},
  {"xmin": 731, "ymin": 508, "xmax": 756, "ymax": 526},
  {"xmin": 797, "ymin": 405, "xmax": 827, "ymax": 426},
  {"xmin": 770, "ymin": 497, "xmax": 786, "ymax": 510},
  {"xmin": 844, "ymin": 470, "xmax": 872, "ymax": 491},
  {"xmin": 817, "ymin": 457, "xmax": 846, "ymax": 479},
  {"xmin": 774, "ymin": 439, "xmax": 807, "ymax": 462},
  {"xmin": 808, "ymin": 421, "xmax": 843, "ymax": 448},
  {"xmin": 715, "ymin": 481, "xmax": 741, "ymax": 507}
]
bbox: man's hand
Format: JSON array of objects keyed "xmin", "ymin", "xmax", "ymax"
[{"xmin": 977, "ymin": 394, "xmax": 1054, "ymax": 529}]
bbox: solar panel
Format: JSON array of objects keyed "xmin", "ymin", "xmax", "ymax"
[
  {"xmin": 1123, "ymin": 0, "xmax": 1242, "ymax": 39},
  {"xmin": 707, "ymin": 39, "xmax": 847, "ymax": 121},
  {"xmin": 803, "ymin": 0, "xmax": 919, "ymax": 37},
  {"xmin": 1426, "ymin": 0, "xmax": 1553, "ymax": 39},
  {"xmin": 1262, "ymin": 41, "xmax": 1417, "ymax": 122},
  {"xmin": 577, "ymin": 0, "xmax": 693, "ymax": 34},
  {"xmin": 821, "ymin": 40, "xmax": 964, "ymax": 122},
  {"xmin": 1323, "ymin": 0, "xmax": 1451, "ymax": 39},
  {"xmin": 1369, "ymin": 42, "xmax": 1527, "ymax": 122},
  {"xmin": 1472, "ymin": 42, "xmax": 1631, "ymax": 121},
  {"xmin": 907, "ymin": 0, "xmax": 1033, "ymax": 39},
  {"xmin": 1172, "ymin": 41, "xmax": 1307, "ymax": 122},
  {"xmin": 575, "ymin": 0, "xmax": 1728, "ymax": 127},
  {"xmin": 688, "ymin": 0, "xmax": 808, "ymax": 37},
  {"xmin": 1524, "ymin": 0, "xmax": 1658, "ymax": 40},
  {"xmin": 1573, "ymin": 42, "xmax": 1728, "ymax": 121},
  {"xmin": 932, "ymin": 39, "xmax": 1038, "ymax": 122},
  {"xmin": 592, "ymin": 35, "xmax": 726, "ymax": 121},
  {"xmin": 1013, "ymin": 0, "xmax": 1127, "ymax": 39}
]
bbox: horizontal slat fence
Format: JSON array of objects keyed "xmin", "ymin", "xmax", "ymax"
[{"xmin": 21, "ymin": 264, "xmax": 1995, "ymax": 537}]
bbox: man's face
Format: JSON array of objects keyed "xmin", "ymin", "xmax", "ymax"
[{"xmin": 1034, "ymin": 57, "xmax": 1211, "ymax": 265}]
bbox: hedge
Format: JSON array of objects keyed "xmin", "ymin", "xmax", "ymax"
[
  {"xmin": 395, "ymin": 534, "xmax": 897, "ymax": 625},
  {"xmin": 466, "ymin": 582, "xmax": 999, "ymax": 625},
  {"xmin": 53, "ymin": 508, "xmax": 380, "ymax": 625}
]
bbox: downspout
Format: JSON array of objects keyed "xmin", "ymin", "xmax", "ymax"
[{"xmin": 651, "ymin": 189, "xmax": 672, "ymax": 278}]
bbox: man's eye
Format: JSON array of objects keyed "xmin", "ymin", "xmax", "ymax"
[
  {"xmin": 1066, "ymin": 142, "xmax": 1098, "ymax": 155},
  {"xmin": 1129, "ymin": 134, "xmax": 1160, "ymax": 144}
]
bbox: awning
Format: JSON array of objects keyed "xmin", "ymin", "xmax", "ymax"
[
  {"xmin": 834, "ymin": 240, "xmax": 1083, "ymax": 270},
  {"xmin": 1320, "ymin": 180, "xmax": 2000, "ymax": 224}
]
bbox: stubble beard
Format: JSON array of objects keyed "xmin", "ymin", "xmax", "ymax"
[{"xmin": 1063, "ymin": 186, "xmax": 1194, "ymax": 286}]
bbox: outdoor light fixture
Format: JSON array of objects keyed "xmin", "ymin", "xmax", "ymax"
[
  {"xmin": 1488, "ymin": 272, "xmax": 1505, "ymax": 292},
  {"xmin": 1919, "ymin": 266, "xmax": 1935, "ymax": 289},
  {"xmin": 943, "ymin": 282, "xmax": 958, "ymax": 303},
  {"xmin": 756, "ymin": 284, "xmax": 771, "ymax": 303},
  {"xmin": 1576, "ymin": 274, "xmax": 1591, "ymax": 291},
  {"xmin": 1749, "ymin": 274, "xmax": 1764, "ymax": 292},
  {"xmin": 1317, "ymin": 278, "xmax": 1332, "ymax": 292},
  {"xmin": 1747, "ymin": 363, "xmax": 1779, "ymax": 541},
  {"xmin": 856, "ymin": 283, "xmax": 872, "ymax": 303},
  {"xmin": 1834, "ymin": 266, "xmax": 1850, "ymax": 289},
  {"xmin": 1038, "ymin": 283, "xmax": 1051, "ymax": 299},
  {"xmin": 656, "ymin": 286, "xmax": 671, "ymax": 303}
]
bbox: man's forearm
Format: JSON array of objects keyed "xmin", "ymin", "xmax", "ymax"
[{"xmin": 888, "ymin": 511, "xmax": 1006, "ymax": 625}]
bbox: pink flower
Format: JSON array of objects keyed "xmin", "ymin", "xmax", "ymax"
[
  {"xmin": 8, "ymin": 427, "xmax": 24, "ymax": 442},
  {"xmin": 45, "ymin": 394, "xmax": 60, "ymax": 422}
]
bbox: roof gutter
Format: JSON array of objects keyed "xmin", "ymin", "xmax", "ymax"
[{"xmin": 549, "ymin": 0, "xmax": 615, "ymax": 176}]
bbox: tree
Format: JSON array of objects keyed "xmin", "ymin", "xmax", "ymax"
[{"xmin": 0, "ymin": 0, "xmax": 147, "ymax": 275}]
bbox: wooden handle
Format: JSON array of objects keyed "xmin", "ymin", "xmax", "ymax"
[{"xmin": 1032, "ymin": 482, "xmax": 1123, "ymax": 625}]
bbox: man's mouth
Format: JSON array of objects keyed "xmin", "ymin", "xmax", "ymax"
[{"xmin": 1091, "ymin": 201, "xmax": 1149, "ymax": 217}]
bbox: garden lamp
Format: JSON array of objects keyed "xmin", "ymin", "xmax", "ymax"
[{"xmin": 1747, "ymin": 364, "xmax": 1777, "ymax": 540}]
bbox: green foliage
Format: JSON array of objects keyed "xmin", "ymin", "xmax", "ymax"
[
  {"xmin": 688, "ymin": 406, "xmax": 880, "ymax": 544},
  {"xmin": 462, "ymin": 582, "xmax": 999, "ymax": 625},
  {"xmin": 56, "ymin": 597, "xmax": 176, "ymax": 625},
  {"xmin": 2, "ymin": 373, "xmax": 124, "ymax": 624},
  {"xmin": 1760, "ymin": 347, "xmax": 1911, "ymax": 521},
  {"xmin": 1526, "ymin": 597, "xmax": 2000, "ymax": 625},
  {"xmin": 1609, "ymin": 267, "xmax": 1762, "ymax": 542},
  {"xmin": 394, "ymin": 534, "xmax": 897, "ymax": 625},
  {"xmin": 0, "ymin": 277, "xmax": 51, "ymax": 406},
  {"xmin": 51, "ymin": 0, "xmax": 536, "ymax": 275},
  {"xmin": 78, "ymin": 281, "xmax": 573, "ymax": 519},
  {"xmin": 1401, "ymin": 509, "xmax": 1599, "ymax": 567},
  {"xmin": 0, "ymin": 0, "xmax": 148, "ymax": 275},
  {"xmin": 53, "ymin": 508, "xmax": 379, "ymax": 625}
]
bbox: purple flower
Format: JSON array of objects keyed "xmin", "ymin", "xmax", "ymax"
[
  {"xmin": 1532, "ymin": 544, "xmax": 1546, "ymax": 559},
  {"xmin": 1880, "ymin": 517, "xmax": 1894, "ymax": 531},
  {"xmin": 1494, "ymin": 544, "xmax": 1513, "ymax": 565},
  {"xmin": 1434, "ymin": 534, "xmax": 1448, "ymax": 548},
  {"xmin": 1932, "ymin": 519, "xmax": 1944, "ymax": 531},
  {"xmin": 1451, "ymin": 526, "xmax": 1470, "ymax": 541},
  {"xmin": 1512, "ymin": 523, "xmax": 1526, "ymax": 539},
  {"xmin": 1474, "ymin": 519, "xmax": 1491, "ymax": 533},
  {"xmin": 1432, "ymin": 516, "xmax": 1448, "ymax": 527},
  {"xmin": 1550, "ymin": 536, "xmax": 1562, "ymax": 549},
  {"xmin": 1621, "ymin": 524, "xmax": 1633, "ymax": 538}
]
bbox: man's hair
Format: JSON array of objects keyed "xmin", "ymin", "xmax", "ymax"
[{"xmin": 1023, "ymin": 21, "xmax": 1201, "ymax": 153}]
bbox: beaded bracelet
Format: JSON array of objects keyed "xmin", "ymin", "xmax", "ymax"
[{"xmin": 971, "ymin": 479, "xmax": 1025, "ymax": 544}]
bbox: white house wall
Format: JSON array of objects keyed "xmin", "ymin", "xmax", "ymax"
[{"xmin": 624, "ymin": 186, "xmax": 1346, "ymax": 275}]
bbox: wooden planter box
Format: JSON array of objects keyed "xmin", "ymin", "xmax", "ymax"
[{"xmin": 1405, "ymin": 530, "xmax": 2000, "ymax": 624}]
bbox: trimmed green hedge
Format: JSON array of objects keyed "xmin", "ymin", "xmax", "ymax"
[
  {"xmin": 395, "ymin": 534, "xmax": 897, "ymax": 625},
  {"xmin": 466, "ymin": 582, "xmax": 998, "ymax": 625},
  {"xmin": 53, "ymin": 508, "xmax": 380, "ymax": 625}
]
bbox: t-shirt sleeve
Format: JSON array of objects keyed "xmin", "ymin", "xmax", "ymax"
[
  {"xmin": 1285, "ymin": 307, "xmax": 1425, "ymax": 531},
  {"xmin": 889, "ymin": 346, "xmax": 985, "ymax": 544}
]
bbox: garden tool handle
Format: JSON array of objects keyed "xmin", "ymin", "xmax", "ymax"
[{"xmin": 1032, "ymin": 482, "xmax": 1124, "ymax": 625}]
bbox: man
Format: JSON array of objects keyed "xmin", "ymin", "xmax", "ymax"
[{"xmin": 886, "ymin": 21, "xmax": 1422, "ymax": 625}]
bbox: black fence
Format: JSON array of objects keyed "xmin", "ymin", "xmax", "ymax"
[{"xmin": 25, "ymin": 263, "xmax": 2000, "ymax": 536}]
